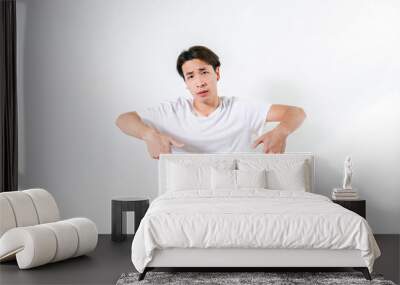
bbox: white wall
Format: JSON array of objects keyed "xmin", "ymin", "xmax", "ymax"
[{"xmin": 16, "ymin": 0, "xmax": 400, "ymax": 234}]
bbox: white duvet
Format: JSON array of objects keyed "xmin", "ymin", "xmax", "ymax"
[{"xmin": 131, "ymin": 190, "xmax": 380, "ymax": 273}]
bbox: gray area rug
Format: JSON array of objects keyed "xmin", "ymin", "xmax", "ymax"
[{"xmin": 116, "ymin": 271, "xmax": 396, "ymax": 285}]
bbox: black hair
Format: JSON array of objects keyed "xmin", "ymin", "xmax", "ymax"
[{"xmin": 176, "ymin": 45, "xmax": 221, "ymax": 80}]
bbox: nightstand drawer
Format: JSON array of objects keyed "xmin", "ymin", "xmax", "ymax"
[{"xmin": 332, "ymin": 200, "xmax": 366, "ymax": 219}]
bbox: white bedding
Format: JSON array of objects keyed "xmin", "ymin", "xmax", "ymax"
[{"xmin": 131, "ymin": 190, "xmax": 380, "ymax": 273}]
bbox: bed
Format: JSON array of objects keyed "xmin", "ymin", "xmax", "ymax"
[{"xmin": 130, "ymin": 153, "xmax": 381, "ymax": 281}]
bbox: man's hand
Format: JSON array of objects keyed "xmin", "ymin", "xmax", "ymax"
[
  {"xmin": 252, "ymin": 127, "xmax": 288, "ymax": 154},
  {"xmin": 142, "ymin": 130, "xmax": 184, "ymax": 159},
  {"xmin": 253, "ymin": 104, "xmax": 306, "ymax": 153}
]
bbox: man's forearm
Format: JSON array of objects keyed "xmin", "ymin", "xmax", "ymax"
[
  {"xmin": 115, "ymin": 112, "xmax": 157, "ymax": 140},
  {"xmin": 274, "ymin": 107, "xmax": 306, "ymax": 137}
]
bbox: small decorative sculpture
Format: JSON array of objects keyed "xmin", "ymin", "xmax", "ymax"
[{"xmin": 342, "ymin": 156, "xmax": 353, "ymax": 190}]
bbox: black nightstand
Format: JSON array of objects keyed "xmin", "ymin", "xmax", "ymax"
[
  {"xmin": 332, "ymin": 199, "xmax": 366, "ymax": 219},
  {"xmin": 111, "ymin": 197, "xmax": 150, "ymax": 242}
]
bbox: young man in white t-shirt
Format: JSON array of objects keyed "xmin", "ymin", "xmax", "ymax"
[{"xmin": 116, "ymin": 46, "xmax": 306, "ymax": 159}]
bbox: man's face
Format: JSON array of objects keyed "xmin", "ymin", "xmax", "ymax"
[{"xmin": 181, "ymin": 59, "xmax": 220, "ymax": 102}]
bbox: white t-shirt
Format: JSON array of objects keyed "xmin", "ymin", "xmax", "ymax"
[{"xmin": 137, "ymin": 96, "xmax": 271, "ymax": 153}]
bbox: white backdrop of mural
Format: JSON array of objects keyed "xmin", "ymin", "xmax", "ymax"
[{"xmin": 16, "ymin": 0, "xmax": 400, "ymax": 233}]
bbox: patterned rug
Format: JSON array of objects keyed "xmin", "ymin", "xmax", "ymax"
[{"xmin": 116, "ymin": 271, "xmax": 396, "ymax": 285}]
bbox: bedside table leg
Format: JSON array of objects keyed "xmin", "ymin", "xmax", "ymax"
[{"xmin": 112, "ymin": 202, "xmax": 127, "ymax": 241}]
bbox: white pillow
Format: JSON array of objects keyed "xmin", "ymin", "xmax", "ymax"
[
  {"xmin": 167, "ymin": 162, "xmax": 210, "ymax": 191},
  {"xmin": 166, "ymin": 159, "xmax": 236, "ymax": 192},
  {"xmin": 266, "ymin": 165, "xmax": 307, "ymax": 191},
  {"xmin": 237, "ymin": 159, "xmax": 309, "ymax": 191},
  {"xmin": 211, "ymin": 168, "xmax": 236, "ymax": 190},
  {"xmin": 236, "ymin": 169, "xmax": 267, "ymax": 189},
  {"xmin": 211, "ymin": 168, "xmax": 267, "ymax": 190}
]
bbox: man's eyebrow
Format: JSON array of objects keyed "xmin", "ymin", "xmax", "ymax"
[{"xmin": 184, "ymin": 67, "xmax": 208, "ymax": 76}]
